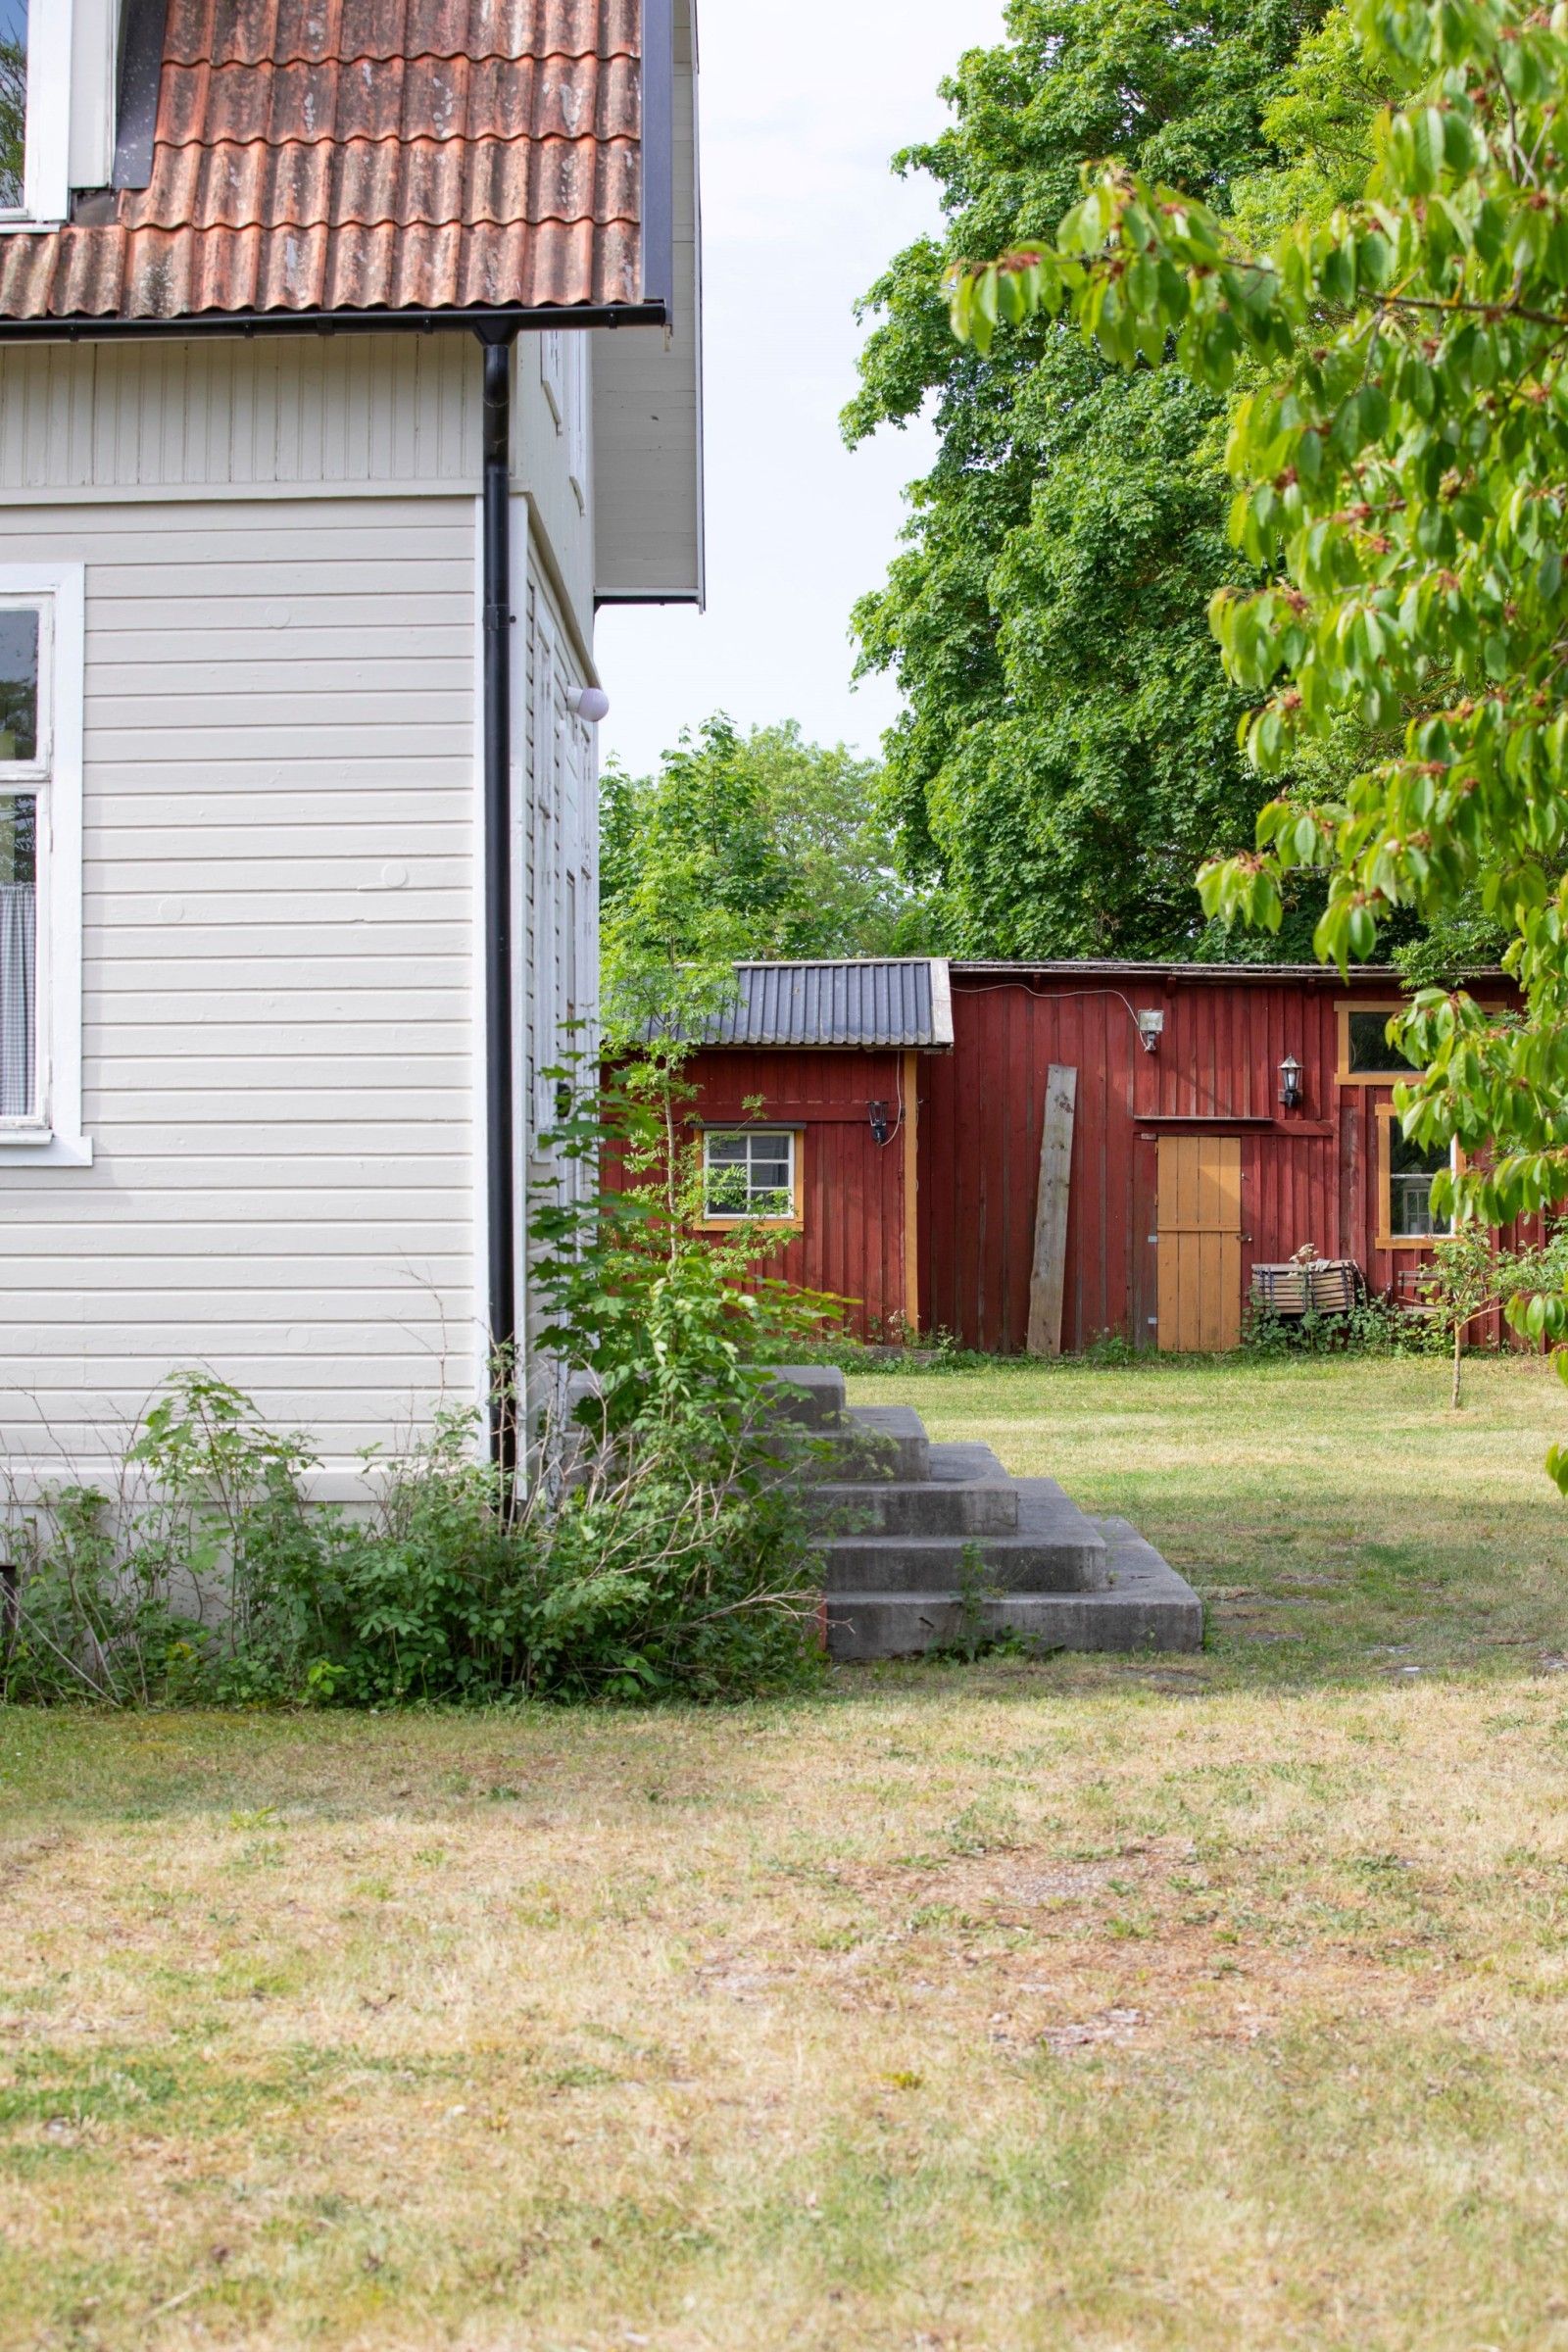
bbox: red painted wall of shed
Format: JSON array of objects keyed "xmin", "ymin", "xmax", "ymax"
[
  {"xmin": 920, "ymin": 976, "xmax": 1521, "ymax": 1353},
  {"xmin": 677, "ymin": 1047, "xmax": 911, "ymax": 1339}
]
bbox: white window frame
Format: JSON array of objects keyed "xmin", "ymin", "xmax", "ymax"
[
  {"xmin": 68, "ymin": 0, "xmax": 117, "ymax": 192},
  {"xmin": 0, "ymin": 563, "xmax": 88, "ymax": 1166},
  {"xmin": 0, "ymin": 0, "xmax": 75, "ymax": 227},
  {"xmin": 700, "ymin": 1127, "xmax": 803, "ymax": 1229}
]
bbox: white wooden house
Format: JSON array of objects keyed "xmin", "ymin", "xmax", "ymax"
[{"xmin": 0, "ymin": 0, "xmax": 703, "ymax": 1480}]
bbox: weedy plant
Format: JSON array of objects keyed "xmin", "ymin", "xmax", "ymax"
[{"xmin": 0, "ymin": 1061, "xmax": 842, "ymax": 1709}]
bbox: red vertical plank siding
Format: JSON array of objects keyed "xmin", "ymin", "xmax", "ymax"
[
  {"xmin": 665, "ymin": 969, "xmax": 1524, "ymax": 1355},
  {"xmin": 614, "ymin": 1045, "xmax": 912, "ymax": 1342},
  {"xmin": 920, "ymin": 973, "xmax": 1522, "ymax": 1352}
]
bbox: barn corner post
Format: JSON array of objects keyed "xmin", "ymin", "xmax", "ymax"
[
  {"xmin": 1028, "ymin": 1064, "xmax": 1077, "ymax": 1358},
  {"xmin": 479, "ymin": 325, "xmax": 520, "ymax": 1482}
]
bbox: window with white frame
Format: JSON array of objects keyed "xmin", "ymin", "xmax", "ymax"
[
  {"xmin": 0, "ymin": 567, "xmax": 86, "ymax": 1163},
  {"xmin": 702, "ymin": 1129, "xmax": 800, "ymax": 1224},
  {"xmin": 0, "ymin": 0, "xmax": 74, "ymax": 225},
  {"xmin": 0, "ymin": 0, "xmax": 26, "ymax": 210},
  {"xmin": 1, "ymin": 605, "xmax": 46, "ymax": 1122}
]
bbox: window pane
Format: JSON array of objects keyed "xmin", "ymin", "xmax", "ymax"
[
  {"xmin": 0, "ymin": 788, "xmax": 35, "ymax": 1117},
  {"xmin": 0, "ymin": 2, "xmax": 25, "ymax": 213},
  {"xmin": 704, "ymin": 1135, "xmax": 748, "ymax": 1216},
  {"xmin": 0, "ymin": 607, "xmax": 38, "ymax": 761},
  {"xmin": 1389, "ymin": 1127, "xmax": 1451, "ymax": 1237},
  {"xmin": 1348, "ymin": 1008, "xmax": 1418, "ymax": 1075},
  {"xmin": 705, "ymin": 1131, "xmax": 795, "ymax": 1217}
]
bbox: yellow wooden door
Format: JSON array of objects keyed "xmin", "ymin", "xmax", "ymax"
[{"xmin": 1156, "ymin": 1135, "xmax": 1243, "ymax": 1351}]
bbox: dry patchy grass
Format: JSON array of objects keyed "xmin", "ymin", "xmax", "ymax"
[{"xmin": 3, "ymin": 1358, "xmax": 1568, "ymax": 2349}]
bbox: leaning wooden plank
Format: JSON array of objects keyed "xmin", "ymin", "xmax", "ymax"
[{"xmin": 1027, "ymin": 1064, "xmax": 1078, "ymax": 1357}]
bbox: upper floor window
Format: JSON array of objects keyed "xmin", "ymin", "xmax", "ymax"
[
  {"xmin": 0, "ymin": 0, "xmax": 26, "ymax": 212},
  {"xmin": 0, "ymin": 0, "xmax": 86, "ymax": 226},
  {"xmin": 1337, "ymin": 1000, "xmax": 1420, "ymax": 1084}
]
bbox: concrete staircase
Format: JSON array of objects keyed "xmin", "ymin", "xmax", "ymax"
[{"xmin": 770, "ymin": 1367, "xmax": 1202, "ymax": 1662}]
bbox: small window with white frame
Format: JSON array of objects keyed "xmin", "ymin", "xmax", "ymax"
[
  {"xmin": 0, "ymin": 565, "xmax": 86, "ymax": 1165},
  {"xmin": 702, "ymin": 1128, "xmax": 801, "ymax": 1225}
]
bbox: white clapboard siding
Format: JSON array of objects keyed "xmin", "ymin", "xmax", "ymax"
[
  {"xmin": 0, "ymin": 493, "xmax": 483, "ymax": 1469},
  {"xmin": 514, "ymin": 338, "xmax": 594, "ymax": 640},
  {"xmin": 0, "ymin": 336, "xmax": 480, "ymax": 496}
]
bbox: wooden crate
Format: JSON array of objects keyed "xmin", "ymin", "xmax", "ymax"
[{"xmin": 1250, "ymin": 1259, "xmax": 1360, "ymax": 1317}]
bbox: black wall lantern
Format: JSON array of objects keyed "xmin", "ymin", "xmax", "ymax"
[
  {"xmin": 868, "ymin": 1100, "xmax": 892, "ymax": 1146},
  {"xmin": 1279, "ymin": 1054, "xmax": 1303, "ymax": 1110}
]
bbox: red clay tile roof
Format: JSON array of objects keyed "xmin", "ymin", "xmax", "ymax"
[{"xmin": 0, "ymin": 0, "xmax": 647, "ymax": 321}]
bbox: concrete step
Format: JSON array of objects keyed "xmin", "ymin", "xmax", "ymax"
[
  {"xmin": 825, "ymin": 1520, "xmax": 1203, "ymax": 1661},
  {"xmin": 762, "ymin": 1365, "xmax": 846, "ymax": 1429},
  {"xmin": 929, "ymin": 1441, "xmax": 1009, "ymax": 1485},
  {"xmin": 818, "ymin": 1478, "xmax": 1106, "ymax": 1594},
  {"xmin": 808, "ymin": 1404, "xmax": 930, "ymax": 1484},
  {"xmin": 808, "ymin": 1462, "xmax": 1018, "ymax": 1537}
]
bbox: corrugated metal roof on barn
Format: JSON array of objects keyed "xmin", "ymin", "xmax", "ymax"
[
  {"xmin": 701, "ymin": 960, "xmax": 955, "ymax": 1051},
  {"xmin": 0, "ymin": 0, "xmax": 645, "ymax": 321}
]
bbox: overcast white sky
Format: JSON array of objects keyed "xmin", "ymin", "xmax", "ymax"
[{"xmin": 594, "ymin": 0, "xmax": 1008, "ymax": 780}]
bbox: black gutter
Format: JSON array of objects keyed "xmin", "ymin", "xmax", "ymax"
[
  {"xmin": 478, "ymin": 326, "xmax": 518, "ymax": 1477},
  {"xmin": 0, "ymin": 302, "xmax": 665, "ymax": 345}
]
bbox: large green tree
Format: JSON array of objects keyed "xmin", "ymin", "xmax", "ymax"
[
  {"xmin": 598, "ymin": 718, "xmax": 927, "ymax": 1043},
  {"xmin": 949, "ymin": 0, "xmax": 1568, "ymax": 1452},
  {"xmin": 846, "ymin": 0, "xmax": 1378, "ymax": 957}
]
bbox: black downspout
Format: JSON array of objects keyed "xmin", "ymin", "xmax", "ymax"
[{"xmin": 479, "ymin": 329, "xmax": 517, "ymax": 1475}]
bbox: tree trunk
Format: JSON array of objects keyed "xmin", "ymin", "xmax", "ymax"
[{"xmin": 1452, "ymin": 1317, "xmax": 1464, "ymax": 1410}]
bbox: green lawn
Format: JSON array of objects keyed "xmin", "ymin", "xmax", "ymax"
[
  {"xmin": 4, "ymin": 1355, "xmax": 1568, "ymax": 2351},
  {"xmin": 847, "ymin": 1351, "xmax": 1568, "ymax": 1686}
]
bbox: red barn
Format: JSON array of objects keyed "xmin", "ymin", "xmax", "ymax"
[{"xmin": 675, "ymin": 957, "xmax": 1519, "ymax": 1352}]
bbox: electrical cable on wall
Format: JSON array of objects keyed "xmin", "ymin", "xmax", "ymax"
[
  {"xmin": 956, "ymin": 981, "xmax": 1164, "ymax": 1054},
  {"xmin": 869, "ymin": 1053, "xmax": 906, "ymax": 1146}
]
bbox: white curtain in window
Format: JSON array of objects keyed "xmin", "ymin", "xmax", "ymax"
[{"xmin": 0, "ymin": 877, "xmax": 35, "ymax": 1115}]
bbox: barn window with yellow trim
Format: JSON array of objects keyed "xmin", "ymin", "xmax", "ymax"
[
  {"xmin": 1377, "ymin": 1103, "xmax": 1454, "ymax": 1245},
  {"xmin": 702, "ymin": 1129, "xmax": 801, "ymax": 1225}
]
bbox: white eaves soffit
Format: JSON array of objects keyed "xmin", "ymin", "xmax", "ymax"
[{"xmin": 593, "ymin": 0, "xmax": 705, "ymax": 607}]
